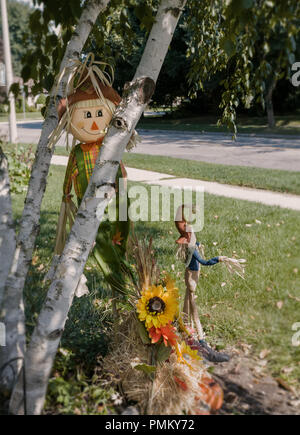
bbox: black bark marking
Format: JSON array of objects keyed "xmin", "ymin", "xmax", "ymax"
[
  {"xmin": 48, "ymin": 329, "xmax": 63, "ymax": 340},
  {"xmin": 140, "ymin": 77, "xmax": 156, "ymax": 104},
  {"xmin": 164, "ymin": 7, "xmax": 181, "ymax": 18},
  {"xmin": 123, "ymin": 77, "xmax": 155, "ymax": 105},
  {"xmin": 113, "ymin": 117, "xmax": 128, "ymax": 130}
]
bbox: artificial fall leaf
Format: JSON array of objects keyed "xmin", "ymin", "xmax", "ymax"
[
  {"xmin": 148, "ymin": 323, "xmax": 179, "ymax": 347},
  {"xmin": 174, "ymin": 376, "xmax": 188, "ymax": 392},
  {"xmin": 197, "ymin": 376, "xmax": 223, "ymax": 411},
  {"xmin": 112, "ymin": 230, "xmax": 123, "ymax": 246}
]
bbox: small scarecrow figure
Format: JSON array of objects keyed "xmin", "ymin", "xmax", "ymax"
[
  {"xmin": 49, "ymin": 54, "xmax": 136, "ymax": 298},
  {"xmin": 175, "ymin": 205, "xmax": 246, "ymax": 363}
]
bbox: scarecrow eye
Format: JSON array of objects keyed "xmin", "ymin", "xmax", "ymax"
[
  {"xmin": 96, "ymin": 110, "xmax": 103, "ymax": 117},
  {"xmin": 84, "ymin": 111, "xmax": 92, "ymax": 119}
]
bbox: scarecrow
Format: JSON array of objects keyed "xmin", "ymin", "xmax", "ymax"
[
  {"xmin": 175, "ymin": 205, "xmax": 246, "ymax": 363},
  {"xmin": 49, "ymin": 54, "xmax": 137, "ymax": 298}
]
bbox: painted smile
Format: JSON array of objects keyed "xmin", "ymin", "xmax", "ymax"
[{"xmin": 81, "ymin": 127, "xmax": 107, "ymax": 135}]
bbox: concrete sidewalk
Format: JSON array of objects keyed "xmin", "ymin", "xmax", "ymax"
[{"xmin": 51, "ymin": 155, "xmax": 300, "ymax": 212}]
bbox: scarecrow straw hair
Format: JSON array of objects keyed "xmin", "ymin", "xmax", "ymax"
[{"xmin": 48, "ymin": 53, "xmax": 116, "ymax": 150}]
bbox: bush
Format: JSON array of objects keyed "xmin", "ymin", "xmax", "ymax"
[
  {"xmin": 0, "ymin": 103, "xmax": 8, "ymax": 113},
  {"xmin": 36, "ymin": 93, "xmax": 47, "ymax": 105},
  {"xmin": 6, "ymin": 145, "xmax": 35, "ymax": 193}
]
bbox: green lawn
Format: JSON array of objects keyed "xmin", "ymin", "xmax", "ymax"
[
  {"xmin": 138, "ymin": 113, "xmax": 300, "ymax": 136},
  {"xmin": 11, "ymin": 165, "xmax": 300, "ymax": 413},
  {"xmin": 2, "ymin": 142, "xmax": 300, "ymax": 195},
  {"xmin": 123, "ymin": 152, "xmax": 300, "ymax": 195},
  {"xmin": 0, "ymin": 112, "xmax": 43, "ymax": 122}
]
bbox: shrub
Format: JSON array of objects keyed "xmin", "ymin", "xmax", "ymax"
[{"xmin": 6, "ymin": 145, "xmax": 35, "ymax": 194}]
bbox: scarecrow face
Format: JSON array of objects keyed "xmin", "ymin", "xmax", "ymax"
[{"xmin": 69, "ymin": 103, "xmax": 113, "ymax": 143}]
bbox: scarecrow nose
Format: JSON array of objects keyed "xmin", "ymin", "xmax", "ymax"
[{"xmin": 91, "ymin": 121, "xmax": 99, "ymax": 131}]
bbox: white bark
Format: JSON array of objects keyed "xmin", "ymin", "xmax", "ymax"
[
  {"xmin": 0, "ymin": 0, "xmax": 111, "ymax": 401},
  {"xmin": 10, "ymin": 0, "xmax": 187, "ymax": 415},
  {"xmin": 0, "ymin": 148, "xmax": 18, "ymax": 397},
  {"xmin": 0, "ymin": 148, "xmax": 16, "ymax": 307}
]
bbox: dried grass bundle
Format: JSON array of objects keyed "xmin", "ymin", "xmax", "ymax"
[{"xmin": 101, "ymin": 313, "xmax": 216, "ymax": 415}]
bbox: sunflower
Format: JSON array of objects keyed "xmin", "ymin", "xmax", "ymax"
[
  {"xmin": 136, "ymin": 279, "xmax": 179, "ymax": 329},
  {"xmin": 180, "ymin": 341, "xmax": 201, "ymax": 361}
]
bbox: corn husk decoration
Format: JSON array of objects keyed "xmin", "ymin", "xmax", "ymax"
[{"xmin": 100, "ymin": 236, "xmax": 224, "ymax": 415}]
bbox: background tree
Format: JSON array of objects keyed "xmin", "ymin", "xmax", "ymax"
[
  {"xmin": 0, "ymin": 0, "xmax": 35, "ymax": 76},
  {"xmin": 186, "ymin": 0, "xmax": 300, "ymax": 131}
]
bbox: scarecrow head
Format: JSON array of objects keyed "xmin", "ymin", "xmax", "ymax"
[
  {"xmin": 57, "ymin": 76, "xmax": 121, "ymax": 144},
  {"xmin": 50, "ymin": 54, "xmax": 121, "ymax": 147},
  {"xmin": 175, "ymin": 204, "xmax": 197, "ymax": 245}
]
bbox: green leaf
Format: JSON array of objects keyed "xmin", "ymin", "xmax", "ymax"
[
  {"xmin": 133, "ymin": 364, "xmax": 156, "ymax": 375},
  {"xmin": 156, "ymin": 342, "xmax": 172, "ymax": 363},
  {"xmin": 242, "ymin": 0, "xmax": 254, "ymax": 8},
  {"xmin": 136, "ymin": 320, "xmax": 151, "ymax": 345},
  {"xmin": 221, "ymin": 38, "xmax": 236, "ymax": 58}
]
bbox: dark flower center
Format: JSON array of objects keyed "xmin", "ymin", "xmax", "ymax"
[{"xmin": 147, "ymin": 297, "xmax": 165, "ymax": 315}]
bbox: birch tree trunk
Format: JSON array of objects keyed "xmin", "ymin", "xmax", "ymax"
[
  {"xmin": 10, "ymin": 0, "xmax": 187, "ymax": 415},
  {"xmin": 0, "ymin": 147, "xmax": 17, "ymax": 397},
  {"xmin": 0, "ymin": 148, "xmax": 15, "ymax": 307},
  {"xmin": 0, "ymin": 0, "xmax": 111, "ymax": 399}
]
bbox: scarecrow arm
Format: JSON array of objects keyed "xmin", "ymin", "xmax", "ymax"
[{"xmin": 192, "ymin": 248, "xmax": 219, "ymax": 266}]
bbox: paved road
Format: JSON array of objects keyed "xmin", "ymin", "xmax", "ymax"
[{"xmin": 1, "ymin": 120, "xmax": 300, "ymax": 171}]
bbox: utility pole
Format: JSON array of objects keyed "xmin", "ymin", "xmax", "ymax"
[{"xmin": 1, "ymin": 0, "xmax": 17, "ymax": 143}]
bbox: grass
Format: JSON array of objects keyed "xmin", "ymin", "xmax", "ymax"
[
  {"xmin": 123, "ymin": 152, "xmax": 300, "ymax": 195},
  {"xmin": 10, "ymin": 165, "xmax": 300, "ymax": 413},
  {"xmin": 138, "ymin": 113, "xmax": 300, "ymax": 136},
  {"xmin": 0, "ymin": 112, "xmax": 43, "ymax": 122}
]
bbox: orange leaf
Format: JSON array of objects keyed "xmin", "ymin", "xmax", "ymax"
[
  {"xmin": 198, "ymin": 376, "xmax": 223, "ymax": 411},
  {"xmin": 112, "ymin": 230, "xmax": 123, "ymax": 246},
  {"xmin": 174, "ymin": 376, "xmax": 188, "ymax": 391}
]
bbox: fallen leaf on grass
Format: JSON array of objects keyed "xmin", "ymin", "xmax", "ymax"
[
  {"xmin": 255, "ymin": 219, "xmax": 262, "ymax": 224},
  {"xmin": 288, "ymin": 293, "xmax": 300, "ymax": 303},
  {"xmin": 32, "ymin": 256, "xmax": 39, "ymax": 265},
  {"xmin": 275, "ymin": 377, "xmax": 296, "ymax": 394},
  {"xmin": 259, "ymin": 349, "xmax": 271, "ymax": 360},
  {"xmin": 276, "ymin": 301, "xmax": 284, "ymax": 310},
  {"xmin": 281, "ymin": 366, "xmax": 294, "ymax": 375}
]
